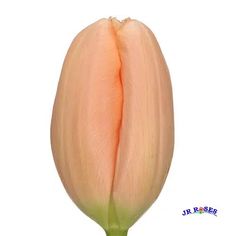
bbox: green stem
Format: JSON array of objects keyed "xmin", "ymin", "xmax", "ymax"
[{"xmin": 105, "ymin": 229, "xmax": 128, "ymax": 236}]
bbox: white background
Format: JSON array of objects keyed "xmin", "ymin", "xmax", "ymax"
[{"xmin": 0, "ymin": 0, "xmax": 236, "ymax": 235}]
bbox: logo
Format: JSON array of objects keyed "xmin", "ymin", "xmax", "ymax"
[{"xmin": 182, "ymin": 206, "xmax": 218, "ymax": 217}]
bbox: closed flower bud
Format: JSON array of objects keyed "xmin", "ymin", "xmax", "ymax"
[{"xmin": 51, "ymin": 17, "xmax": 174, "ymax": 236}]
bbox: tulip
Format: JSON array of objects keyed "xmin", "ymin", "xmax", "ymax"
[{"xmin": 51, "ymin": 17, "xmax": 174, "ymax": 236}]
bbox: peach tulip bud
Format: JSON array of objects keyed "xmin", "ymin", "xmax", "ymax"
[{"xmin": 51, "ymin": 17, "xmax": 174, "ymax": 236}]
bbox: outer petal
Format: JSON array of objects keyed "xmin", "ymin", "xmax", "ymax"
[
  {"xmin": 111, "ymin": 20, "xmax": 174, "ymax": 229},
  {"xmin": 51, "ymin": 19, "xmax": 122, "ymax": 229}
]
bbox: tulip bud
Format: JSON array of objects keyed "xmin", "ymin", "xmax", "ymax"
[{"xmin": 51, "ymin": 17, "xmax": 174, "ymax": 236}]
